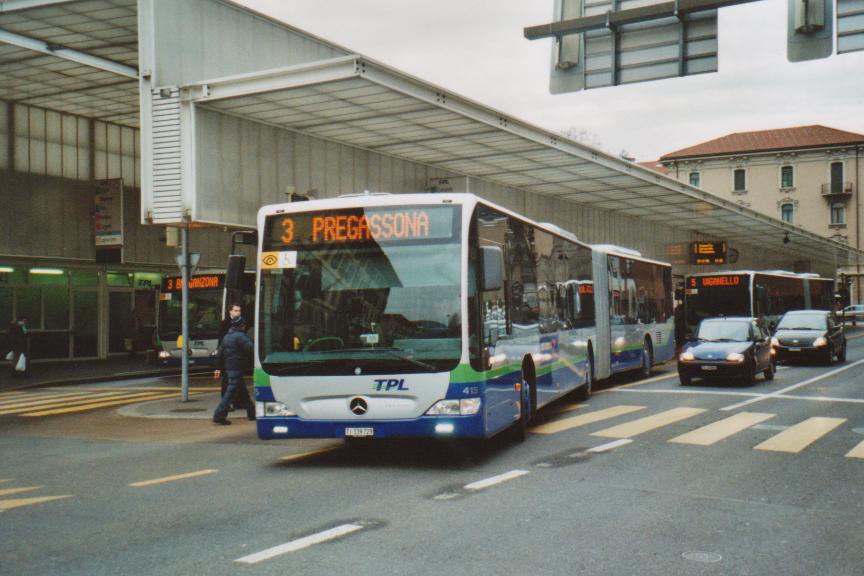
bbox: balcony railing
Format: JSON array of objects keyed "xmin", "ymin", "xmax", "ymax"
[{"xmin": 821, "ymin": 181, "xmax": 854, "ymax": 199}]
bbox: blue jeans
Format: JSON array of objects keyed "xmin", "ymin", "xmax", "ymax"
[{"xmin": 214, "ymin": 371, "xmax": 253, "ymax": 420}]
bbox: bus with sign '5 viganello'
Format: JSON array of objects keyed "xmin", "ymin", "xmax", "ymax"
[
  {"xmin": 157, "ymin": 271, "xmax": 255, "ymax": 365},
  {"xmin": 684, "ymin": 270, "xmax": 834, "ymax": 335},
  {"xmin": 253, "ymin": 193, "xmax": 674, "ymax": 442}
]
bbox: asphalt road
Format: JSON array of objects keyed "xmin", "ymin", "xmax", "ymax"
[{"xmin": 2, "ymin": 334, "xmax": 863, "ymax": 576}]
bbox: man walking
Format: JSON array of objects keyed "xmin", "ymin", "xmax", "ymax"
[
  {"xmin": 218, "ymin": 303, "xmax": 243, "ymax": 410},
  {"xmin": 213, "ymin": 315, "xmax": 255, "ymax": 425},
  {"xmin": 8, "ymin": 316, "xmax": 30, "ymax": 378}
]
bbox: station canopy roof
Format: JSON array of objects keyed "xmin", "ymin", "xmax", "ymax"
[{"xmin": 1, "ymin": 0, "xmax": 862, "ymax": 265}]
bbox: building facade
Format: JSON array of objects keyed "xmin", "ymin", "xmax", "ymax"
[{"xmin": 657, "ymin": 126, "xmax": 864, "ymax": 302}]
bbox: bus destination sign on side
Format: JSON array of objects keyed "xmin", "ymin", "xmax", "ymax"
[
  {"xmin": 266, "ymin": 206, "xmax": 457, "ymax": 248},
  {"xmin": 690, "ymin": 241, "xmax": 727, "ymax": 265}
]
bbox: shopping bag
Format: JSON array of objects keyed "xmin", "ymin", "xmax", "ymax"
[
  {"xmin": 14, "ymin": 353, "xmax": 26, "ymax": 372},
  {"xmin": 4, "ymin": 350, "xmax": 12, "ymax": 361}
]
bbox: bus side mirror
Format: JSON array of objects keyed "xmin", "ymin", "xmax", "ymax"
[{"xmin": 480, "ymin": 246, "xmax": 504, "ymax": 292}]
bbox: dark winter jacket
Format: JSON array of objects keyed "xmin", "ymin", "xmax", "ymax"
[
  {"xmin": 216, "ymin": 327, "xmax": 253, "ymax": 372},
  {"xmin": 7, "ymin": 322, "xmax": 28, "ymax": 354}
]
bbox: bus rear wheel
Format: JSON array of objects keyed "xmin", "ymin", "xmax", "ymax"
[
  {"xmin": 573, "ymin": 350, "xmax": 593, "ymax": 401},
  {"xmin": 510, "ymin": 377, "xmax": 531, "ymax": 443},
  {"xmin": 640, "ymin": 339, "xmax": 653, "ymax": 378}
]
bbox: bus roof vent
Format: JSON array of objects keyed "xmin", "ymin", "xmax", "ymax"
[
  {"xmin": 592, "ymin": 244, "xmax": 642, "ymax": 257},
  {"xmin": 762, "ymin": 270, "xmax": 797, "ymax": 276},
  {"xmin": 338, "ymin": 190, "xmax": 393, "ymax": 198},
  {"xmin": 796, "ymin": 272, "xmax": 821, "ymax": 278},
  {"xmin": 539, "ymin": 222, "xmax": 579, "ymax": 242}
]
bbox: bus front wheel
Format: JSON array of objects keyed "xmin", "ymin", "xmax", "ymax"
[
  {"xmin": 510, "ymin": 377, "xmax": 532, "ymax": 443},
  {"xmin": 640, "ymin": 339, "xmax": 653, "ymax": 378}
]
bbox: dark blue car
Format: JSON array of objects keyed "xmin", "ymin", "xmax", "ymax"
[{"xmin": 678, "ymin": 317, "xmax": 776, "ymax": 386}]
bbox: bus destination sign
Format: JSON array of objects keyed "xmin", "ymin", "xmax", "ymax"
[
  {"xmin": 267, "ymin": 206, "xmax": 457, "ymax": 248},
  {"xmin": 161, "ymin": 274, "xmax": 223, "ymax": 292},
  {"xmin": 689, "ymin": 274, "xmax": 745, "ymax": 289},
  {"xmin": 690, "ymin": 241, "xmax": 727, "ymax": 265}
]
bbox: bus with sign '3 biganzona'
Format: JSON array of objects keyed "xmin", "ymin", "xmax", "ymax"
[
  {"xmin": 253, "ymin": 193, "xmax": 674, "ymax": 442},
  {"xmin": 157, "ymin": 271, "xmax": 255, "ymax": 366},
  {"xmin": 684, "ymin": 270, "xmax": 834, "ymax": 334}
]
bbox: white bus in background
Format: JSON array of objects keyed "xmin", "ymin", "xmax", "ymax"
[{"xmin": 253, "ymin": 193, "xmax": 674, "ymax": 443}]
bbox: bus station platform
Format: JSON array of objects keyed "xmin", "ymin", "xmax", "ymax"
[{"xmin": 0, "ymin": 355, "xmax": 201, "ymax": 392}]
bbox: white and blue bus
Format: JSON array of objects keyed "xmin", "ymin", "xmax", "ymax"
[
  {"xmin": 157, "ymin": 271, "xmax": 255, "ymax": 366},
  {"xmin": 253, "ymin": 193, "xmax": 673, "ymax": 441}
]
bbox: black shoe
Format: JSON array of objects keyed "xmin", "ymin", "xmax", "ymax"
[{"xmin": 213, "ymin": 418, "xmax": 231, "ymax": 425}]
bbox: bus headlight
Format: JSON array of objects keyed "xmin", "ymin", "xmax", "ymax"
[
  {"xmin": 260, "ymin": 402, "xmax": 297, "ymax": 417},
  {"xmin": 813, "ymin": 337, "xmax": 828, "ymax": 347},
  {"xmin": 426, "ymin": 398, "xmax": 482, "ymax": 416},
  {"xmin": 679, "ymin": 351, "xmax": 695, "ymax": 362},
  {"xmin": 726, "ymin": 353, "xmax": 745, "ymax": 363},
  {"xmin": 158, "ymin": 350, "xmax": 172, "ymax": 359}
]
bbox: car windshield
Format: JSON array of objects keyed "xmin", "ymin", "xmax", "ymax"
[
  {"xmin": 777, "ymin": 314, "xmax": 827, "ymax": 330},
  {"xmin": 697, "ymin": 321, "xmax": 750, "ymax": 342}
]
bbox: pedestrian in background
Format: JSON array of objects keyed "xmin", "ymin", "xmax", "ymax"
[
  {"xmin": 218, "ymin": 303, "xmax": 243, "ymax": 411},
  {"xmin": 7, "ymin": 316, "xmax": 30, "ymax": 378},
  {"xmin": 212, "ymin": 315, "xmax": 255, "ymax": 425}
]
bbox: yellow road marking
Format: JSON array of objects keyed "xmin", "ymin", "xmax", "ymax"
[
  {"xmin": 530, "ymin": 405, "xmax": 646, "ymax": 435},
  {"xmin": 22, "ymin": 392, "xmax": 192, "ymax": 417},
  {"xmin": 549, "ymin": 403, "xmax": 589, "ymax": 416},
  {"xmin": 0, "ymin": 495, "xmax": 73, "ymax": 510},
  {"xmin": 280, "ymin": 446, "xmax": 342, "ymax": 462},
  {"xmin": 0, "ymin": 486, "xmax": 42, "ymax": 497},
  {"xmin": 0, "ymin": 391, "xmax": 175, "ymax": 416},
  {"xmin": 129, "ymin": 469, "xmax": 218, "ymax": 487},
  {"xmin": 0, "ymin": 390, "xmax": 149, "ymax": 413},
  {"xmin": 846, "ymin": 441, "xmax": 864, "ymax": 459},
  {"xmin": 669, "ymin": 412, "xmax": 775, "ymax": 446},
  {"xmin": 0, "ymin": 479, "xmax": 12, "ymax": 484},
  {"xmin": 0, "ymin": 390, "xmax": 92, "ymax": 403},
  {"xmin": 591, "ymin": 407, "xmax": 707, "ymax": 439},
  {"xmin": 754, "ymin": 417, "xmax": 846, "ymax": 453}
]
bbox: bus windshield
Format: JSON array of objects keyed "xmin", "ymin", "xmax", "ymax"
[
  {"xmin": 686, "ymin": 279, "xmax": 750, "ymax": 327},
  {"xmin": 258, "ymin": 206, "xmax": 462, "ymax": 375},
  {"xmin": 158, "ymin": 289, "xmax": 224, "ymax": 342}
]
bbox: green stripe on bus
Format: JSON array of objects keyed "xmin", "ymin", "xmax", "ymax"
[{"xmin": 254, "ymin": 368, "xmax": 270, "ymax": 388}]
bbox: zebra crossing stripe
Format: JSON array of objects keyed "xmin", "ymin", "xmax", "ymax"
[
  {"xmin": 669, "ymin": 412, "xmax": 775, "ymax": 446},
  {"xmin": 0, "ymin": 391, "xmax": 147, "ymax": 414},
  {"xmin": 21, "ymin": 392, "xmax": 191, "ymax": 417},
  {"xmin": 846, "ymin": 440, "xmax": 864, "ymax": 459},
  {"xmin": 0, "ymin": 486, "xmax": 41, "ymax": 498},
  {"xmin": 591, "ymin": 407, "xmax": 706, "ymax": 439},
  {"xmin": 754, "ymin": 417, "xmax": 846, "ymax": 453},
  {"xmin": 0, "ymin": 495, "xmax": 73, "ymax": 511},
  {"xmin": 531, "ymin": 405, "xmax": 646, "ymax": 435}
]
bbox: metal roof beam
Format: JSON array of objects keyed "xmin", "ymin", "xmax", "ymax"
[
  {"xmin": 0, "ymin": 28, "xmax": 138, "ymax": 79},
  {"xmin": 0, "ymin": 0, "xmax": 77, "ymax": 13}
]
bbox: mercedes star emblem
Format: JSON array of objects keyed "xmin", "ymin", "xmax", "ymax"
[{"xmin": 349, "ymin": 397, "xmax": 368, "ymax": 416}]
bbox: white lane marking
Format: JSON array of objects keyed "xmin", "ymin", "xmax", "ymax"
[
  {"xmin": 593, "ymin": 372, "xmax": 678, "ymax": 393},
  {"xmin": 614, "ymin": 389, "xmax": 760, "ymax": 398},
  {"xmin": 464, "ymin": 470, "xmax": 529, "ymax": 492},
  {"xmin": 586, "ymin": 439, "xmax": 633, "ymax": 453},
  {"xmin": 235, "ymin": 523, "xmax": 366, "ymax": 564},
  {"xmin": 721, "ymin": 359, "xmax": 864, "ymax": 411}
]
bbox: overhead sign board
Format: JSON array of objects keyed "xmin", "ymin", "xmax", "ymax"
[
  {"xmin": 94, "ymin": 179, "xmax": 124, "ymax": 247},
  {"xmin": 690, "ymin": 241, "xmax": 727, "ymax": 265}
]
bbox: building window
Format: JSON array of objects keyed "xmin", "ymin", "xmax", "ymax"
[
  {"xmin": 688, "ymin": 172, "xmax": 701, "ymax": 187},
  {"xmin": 733, "ymin": 168, "xmax": 746, "ymax": 192},
  {"xmin": 780, "ymin": 165, "xmax": 794, "ymax": 188},
  {"xmin": 830, "ymin": 162, "xmax": 844, "ymax": 193},
  {"xmin": 831, "ymin": 203, "xmax": 846, "ymax": 225},
  {"xmin": 780, "ymin": 203, "xmax": 794, "ymax": 224}
]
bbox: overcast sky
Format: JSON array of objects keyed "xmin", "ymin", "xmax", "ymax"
[{"xmin": 237, "ymin": 0, "xmax": 864, "ymax": 162}]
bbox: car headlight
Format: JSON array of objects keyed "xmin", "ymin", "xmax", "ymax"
[
  {"xmin": 158, "ymin": 350, "xmax": 172, "ymax": 359},
  {"xmin": 813, "ymin": 337, "xmax": 828, "ymax": 347},
  {"xmin": 771, "ymin": 337, "xmax": 779, "ymax": 347},
  {"xmin": 726, "ymin": 353, "xmax": 745, "ymax": 363},
  {"xmin": 679, "ymin": 351, "xmax": 695, "ymax": 361},
  {"xmin": 260, "ymin": 402, "xmax": 297, "ymax": 417},
  {"xmin": 425, "ymin": 398, "xmax": 482, "ymax": 416}
]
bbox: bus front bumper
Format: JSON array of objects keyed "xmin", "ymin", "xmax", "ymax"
[{"xmin": 256, "ymin": 413, "xmax": 487, "ymax": 440}]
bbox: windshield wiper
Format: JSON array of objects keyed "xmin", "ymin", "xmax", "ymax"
[
  {"xmin": 781, "ymin": 326, "xmax": 819, "ymax": 331},
  {"xmin": 375, "ymin": 348, "xmax": 436, "ymax": 372}
]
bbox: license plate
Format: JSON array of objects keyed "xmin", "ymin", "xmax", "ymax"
[
  {"xmin": 345, "ymin": 427, "xmax": 374, "ymax": 438},
  {"xmin": 787, "ymin": 347, "xmax": 801, "ymax": 352},
  {"xmin": 701, "ymin": 365, "xmax": 718, "ymax": 371}
]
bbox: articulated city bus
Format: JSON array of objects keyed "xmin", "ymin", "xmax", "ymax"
[
  {"xmin": 253, "ymin": 193, "xmax": 673, "ymax": 441},
  {"xmin": 684, "ymin": 270, "xmax": 834, "ymax": 334},
  {"xmin": 157, "ymin": 271, "xmax": 255, "ymax": 365}
]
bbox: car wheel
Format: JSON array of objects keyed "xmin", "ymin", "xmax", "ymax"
[
  {"xmin": 679, "ymin": 372, "xmax": 692, "ymax": 386},
  {"xmin": 741, "ymin": 359, "xmax": 756, "ymax": 386}
]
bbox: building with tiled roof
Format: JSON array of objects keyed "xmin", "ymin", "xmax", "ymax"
[{"xmin": 657, "ymin": 125, "xmax": 864, "ymax": 301}]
